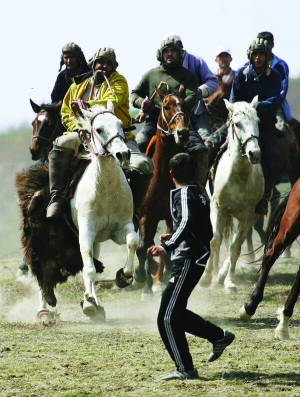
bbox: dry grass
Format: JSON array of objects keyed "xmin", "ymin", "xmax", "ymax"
[{"xmin": 1, "ymin": 245, "xmax": 300, "ymax": 397}]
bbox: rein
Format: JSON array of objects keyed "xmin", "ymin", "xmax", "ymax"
[
  {"xmin": 81, "ymin": 110, "xmax": 125, "ymax": 156},
  {"xmin": 229, "ymin": 117, "xmax": 259, "ymax": 156},
  {"xmin": 157, "ymin": 94, "xmax": 189, "ymax": 135}
]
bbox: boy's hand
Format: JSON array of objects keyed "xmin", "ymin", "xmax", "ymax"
[
  {"xmin": 159, "ymin": 233, "xmax": 172, "ymax": 243},
  {"xmin": 147, "ymin": 245, "xmax": 166, "ymax": 257}
]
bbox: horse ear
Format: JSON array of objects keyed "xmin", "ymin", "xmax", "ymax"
[
  {"xmin": 250, "ymin": 95, "xmax": 259, "ymax": 109},
  {"xmin": 107, "ymin": 100, "xmax": 115, "ymax": 113},
  {"xmin": 224, "ymin": 99, "xmax": 234, "ymax": 113},
  {"xmin": 77, "ymin": 109, "xmax": 92, "ymax": 132},
  {"xmin": 30, "ymin": 99, "xmax": 41, "ymax": 114}
]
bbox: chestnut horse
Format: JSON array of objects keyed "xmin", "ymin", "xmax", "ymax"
[
  {"xmin": 134, "ymin": 86, "xmax": 190, "ymax": 300},
  {"xmin": 240, "ymin": 178, "xmax": 300, "ymax": 339},
  {"xmin": 29, "ymin": 99, "xmax": 64, "ymax": 161}
]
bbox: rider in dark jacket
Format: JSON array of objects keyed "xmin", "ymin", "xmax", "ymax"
[{"xmin": 51, "ymin": 42, "xmax": 91, "ymax": 106}]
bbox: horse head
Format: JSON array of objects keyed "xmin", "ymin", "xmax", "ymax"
[
  {"xmin": 78, "ymin": 101, "xmax": 130, "ymax": 168},
  {"xmin": 205, "ymin": 77, "xmax": 234, "ymax": 131},
  {"xmin": 30, "ymin": 99, "xmax": 63, "ymax": 161},
  {"xmin": 156, "ymin": 85, "xmax": 189, "ymax": 145},
  {"xmin": 224, "ymin": 96, "xmax": 261, "ymax": 164}
]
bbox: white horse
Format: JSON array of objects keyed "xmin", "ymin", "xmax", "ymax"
[
  {"xmin": 37, "ymin": 101, "xmax": 139, "ymax": 322},
  {"xmin": 200, "ymin": 96, "xmax": 264, "ymax": 293}
]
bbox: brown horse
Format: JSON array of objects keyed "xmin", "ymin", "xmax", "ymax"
[
  {"xmin": 17, "ymin": 100, "xmax": 64, "ymax": 277},
  {"xmin": 134, "ymin": 86, "xmax": 190, "ymax": 299},
  {"xmin": 240, "ymin": 178, "xmax": 300, "ymax": 339},
  {"xmin": 205, "ymin": 76, "xmax": 234, "ymax": 132},
  {"xmin": 29, "ymin": 99, "xmax": 64, "ymax": 161}
]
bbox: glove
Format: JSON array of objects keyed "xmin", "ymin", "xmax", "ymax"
[{"xmin": 141, "ymin": 97, "xmax": 154, "ymax": 114}]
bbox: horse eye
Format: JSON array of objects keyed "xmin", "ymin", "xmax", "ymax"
[{"xmin": 164, "ymin": 106, "xmax": 170, "ymax": 111}]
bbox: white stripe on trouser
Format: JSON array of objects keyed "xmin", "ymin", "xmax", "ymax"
[{"xmin": 164, "ymin": 258, "xmax": 191, "ymax": 372}]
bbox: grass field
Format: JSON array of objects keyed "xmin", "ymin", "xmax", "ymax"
[{"xmin": 1, "ymin": 242, "xmax": 300, "ymax": 397}]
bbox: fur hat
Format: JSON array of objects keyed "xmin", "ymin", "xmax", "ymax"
[
  {"xmin": 244, "ymin": 38, "xmax": 272, "ymax": 77},
  {"xmin": 87, "ymin": 47, "xmax": 119, "ymax": 70},
  {"xmin": 156, "ymin": 34, "xmax": 183, "ymax": 65},
  {"xmin": 58, "ymin": 42, "xmax": 88, "ymax": 72}
]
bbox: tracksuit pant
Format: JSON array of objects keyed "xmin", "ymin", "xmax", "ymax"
[{"xmin": 157, "ymin": 258, "xmax": 224, "ymax": 372}]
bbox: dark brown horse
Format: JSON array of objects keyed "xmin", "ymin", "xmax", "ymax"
[
  {"xmin": 240, "ymin": 178, "xmax": 300, "ymax": 339},
  {"xmin": 29, "ymin": 99, "xmax": 64, "ymax": 161},
  {"xmin": 134, "ymin": 86, "xmax": 190, "ymax": 299},
  {"xmin": 17, "ymin": 100, "xmax": 64, "ymax": 277},
  {"xmin": 205, "ymin": 77, "xmax": 234, "ymax": 132}
]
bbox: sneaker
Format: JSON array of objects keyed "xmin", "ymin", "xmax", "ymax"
[
  {"xmin": 160, "ymin": 369, "xmax": 200, "ymax": 381},
  {"xmin": 208, "ymin": 330, "xmax": 235, "ymax": 362}
]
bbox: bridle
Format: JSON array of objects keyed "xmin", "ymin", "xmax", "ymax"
[
  {"xmin": 81, "ymin": 110, "xmax": 126, "ymax": 156},
  {"xmin": 31, "ymin": 110, "xmax": 61, "ymax": 145},
  {"xmin": 229, "ymin": 115, "xmax": 259, "ymax": 156},
  {"xmin": 157, "ymin": 94, "xmax": 190, "ymax": 135}
]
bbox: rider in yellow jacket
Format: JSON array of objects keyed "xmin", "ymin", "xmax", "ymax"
[
  {"xmin": 61, "ymin": 70, "xmax": 133, "ymax": 137},
  {"xmin": 46, "ymin": 47, "xmax": 153, "ymax": 227}
]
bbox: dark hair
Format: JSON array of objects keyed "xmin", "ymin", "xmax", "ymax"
[
  {"xmin": 169, "ymin": 153, "xmax": 198, "ymax": 183},
  {"xmin": 257, "ymin": 31, "xmax": 274, "ymax": 43}
]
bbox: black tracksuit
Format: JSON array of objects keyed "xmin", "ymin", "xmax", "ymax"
[{"xmin": 158, "ymin": 185, "xmax": 224, "ymax": 372}]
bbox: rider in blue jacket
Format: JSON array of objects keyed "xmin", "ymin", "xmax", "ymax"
[{"xmin": 206, "ymin": 38, "xmax": 282, "ymax": 215}]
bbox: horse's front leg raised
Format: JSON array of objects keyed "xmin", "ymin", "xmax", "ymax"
[{"xmin": 114, "ymin": 222, "xmax": 139, "ymax": 288}]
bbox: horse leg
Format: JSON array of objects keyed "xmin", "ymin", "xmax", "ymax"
[
  {"xmin": 79, "ymin": 229, "xmax": 105, "ymax": 321},
  {"xmin": 275, "ymin": 266, "xmax": 300, "ymax": 340},
  {"xmin": 152, "ymin": 221, "xmax": 172, "ymax": 293},
  {"xmin": 114, "ymin": 223, "xmax": 139, "ymax": 288},
  {"xmin": 240, "ymin": 207, "xmax": 300, "ymax": 323},
  {"xmin": 135, "ymin": 216, "xmax": 159, "ymax": 300},
  {"xmin": 200, "ymin": 204, "xmax": 225, "ymax": 287},
  {"xmin": 221, "ymin": 217, "xmax": 259, "ymax": 293},
  {"xmin": 37, "ymin": 290, "xmax": 58, "ymax": 326}
]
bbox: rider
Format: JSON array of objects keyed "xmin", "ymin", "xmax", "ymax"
[
  {"xmin": 51, "ymin": 42, "xmax": 91, "ymax": 107},
  {"xmin": 257, "ymin": 32, "xmax": 292, "ymax": 133},
  {"xmin": 130, "ymin": 35, "xmax": 209, "ymax": 194},
  {"xmin": 206, "ymin": 38, "xmax": 282, "ymax": 215},
  {"xmin": 46, "ymin": 47, "xmax": 154, "ymax": 225},
  {"xmin": 214, "ymin": 45, "xmax": 235, "ymax": 84},
  {"xmin": 161, "ymin": 33, "xmax": 218, "ymax": 143}
]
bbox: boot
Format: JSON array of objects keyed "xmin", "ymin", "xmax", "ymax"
[
  {"xmin": 128, "ymin": 171, "xmax": 153, "ymax": 231},
  {"xmin": 255, "ymin": 161, "xmax": 281, "ymax": 215},
  {"xmin": 46, "ymin": 144, "xmax": 75, "ymax": 219}
]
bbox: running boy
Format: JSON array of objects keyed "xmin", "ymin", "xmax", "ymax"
[{"xmin": 147, "ymin": 153, "xmax": 235, "ymax": 381}]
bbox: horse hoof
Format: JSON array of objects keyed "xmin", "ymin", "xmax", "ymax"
[
  {"xmin": 239, "ymin": 306, "xmax": 252, "ymax": 323},
  {"xmin": 152, "ymin": 283, "xmax": 165, "ymax": 293},
  {"xmin": 274, "ymin": 326, "xmax": 290, "ymax": 340},
  {"xmin": 37, "ymin": 310, "xmax": 58, "ymax": 326},
  {"xmin": 224, "ymin": 285, "xmax": 237, "ymax": 294},
  {"xmin": 115, "ymin": 268, "xmax": 133, "ymax": 288},
  {"xmin": 81, "ymin": 297, "xmax": 98, "ymax": 318},
  {"xmin": 131, "ymin": 280, "xmax": 145, "ymax": 290}
]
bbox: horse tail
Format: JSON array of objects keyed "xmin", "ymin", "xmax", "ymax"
[{"xmin": 264, "ymin": 191, "xmax": 290, "ymax": 253}]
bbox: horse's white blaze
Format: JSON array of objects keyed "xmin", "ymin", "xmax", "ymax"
[
  {"xmin": 37, "ymin": 114, "xmax": 46, "ymax": 122},
  {"xmin": 201, "ymin": 100, "xmax": 264, "ymax": 293},
  {"xmin": 70, "ymin": 104, "xmax": 139, "ymax": 307}
]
